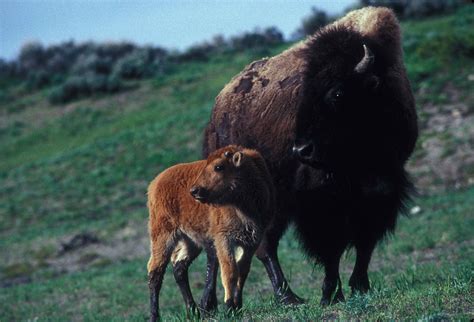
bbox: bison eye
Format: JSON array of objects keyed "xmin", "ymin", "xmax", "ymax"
[
  {"xmin": 214, "ymin": 165, "xmax": 224, "ymax": 172},
  {"xmin": 325, "ymin": 86, "xmax": 344, "ymax": 107}
]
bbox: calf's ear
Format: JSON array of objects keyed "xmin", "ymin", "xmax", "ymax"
[{"xmin": 232, "ymin": 152, "xmax": 243, "ymax": 167}]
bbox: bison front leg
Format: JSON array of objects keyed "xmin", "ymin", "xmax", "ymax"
[
  {"xmin": 320, "ymin": 251, "xmax": 345, "ymax": 306},
  {"xmin": 199, "ymin": 244, "xmax": 218, "ymax": 315},
  {"xmin": 349, "ymin": 240, "xmax": 376, "ymax": 294},
  {"xmin": 255, "ymin": 236, "xmax": 304, "ymax": 305}
]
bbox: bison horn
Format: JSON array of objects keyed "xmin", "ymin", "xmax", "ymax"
[{"xmin": 354, "ymin": 44, "xmax": 374, "ymax": 74}]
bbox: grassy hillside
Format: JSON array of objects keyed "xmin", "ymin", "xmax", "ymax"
[{"xmin": 1, "ymin": 6, "xmax": 473, "ymax": 320}]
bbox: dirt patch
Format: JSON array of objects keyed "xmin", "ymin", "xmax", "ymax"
[
  {"xmin": 0, "ymin": 221, "xmax": 149, "ymax": 288},
  {"xmin": 59, "ymin": 232, "xmax": 100, "ymax": 254},
  {"xmin": 47, "ymin": 222, "xmax": 149, "ymax": 275},
  {"xmin": 407, "ymin": 82, "xmax": 474, "ymax": 195}
]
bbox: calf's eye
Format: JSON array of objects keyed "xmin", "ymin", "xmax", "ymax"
[{"xmin": 214, "ymin": 165, "xmax": 224, "ymax": 172}]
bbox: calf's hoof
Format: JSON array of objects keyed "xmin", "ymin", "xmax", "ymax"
[{"xmin": 223, "ymin": 300, "xmax": 242, "ymax": 317}]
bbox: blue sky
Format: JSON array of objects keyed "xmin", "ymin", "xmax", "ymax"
[{"xmin": 0, "ymin": 0, "xmax": 355, "ymax": 60}]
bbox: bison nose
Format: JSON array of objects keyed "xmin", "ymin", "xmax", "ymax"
[{"xmin": 293, "ymin": 142, "xmax": 314, "ymax": 161}]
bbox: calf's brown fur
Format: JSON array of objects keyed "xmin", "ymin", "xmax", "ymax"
[{"xmin": 147, "ymin": 145, "xmax": 274, "ymax": 321}]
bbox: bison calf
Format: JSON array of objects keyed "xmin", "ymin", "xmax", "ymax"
[{"xmin": 147, "ymin": 145, "xmax": 274, "ymax": 321}]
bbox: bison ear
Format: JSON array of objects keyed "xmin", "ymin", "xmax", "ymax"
[
  {"xmin": 232, "ymin": 152, "xmax": 243, "ymax": 167},
  {"xmin": 365, "ymin": 75, "xmax": 380, "ymax": 91}
]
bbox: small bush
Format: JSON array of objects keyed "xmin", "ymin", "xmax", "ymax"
[
  {"xmin": 0, "ymin": 59, "xmax": 18, "ymax": 79},
  {"xmin": 49, "ymin": 73, "xmax": 122, "ymax": 104},
  {"xmin": 72, "ymin": 53, "xmax": 113, "ymax": 75},
  {"xmin": 113, "ymin": 49, "xmax": 154, "ymax": 79},
  {"xmin": 18, "ymin": 41, "xmax": 45, "ymax": 71},
  {"xmin": 44, "ymin": 51, "xmax": 70, "ymax": 74},
  {"xmin": 0, "ymin": 90, "xmax": 11, "ymax": 105},
  {"xmin": 230, "ymin": 27, "xmax": 283, "ymax": 51},
  {"xmin": 359, "ymin": 0, "xmax": 464, "ymax": 19},
  {"xmin": 178, "ymin": 43, "xmax": 215, "ymax": 62},
  {"xmin": 294, "ymin": 7, "xmax": 330, "ymax": 38},
  {"xmin": 26, "ymin": 70, "xmax": 51, "ymax": 89},
  {"xmin": 95, "ymin": 42, "xmax": 135, "ymax": 61}
]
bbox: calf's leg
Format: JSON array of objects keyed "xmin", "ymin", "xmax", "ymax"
[
  {"xmin": 214, "ymin": 238, "xmax": 239, "ymax": 312},
  {"xmin": 235, "ymin": 249, "xmax": 253, "ymax": 309},
  {"xmin": 171, "ymin": 239, "xmax": 201, "ymax": 315},
  {"xmin": 147, "ymin": 233, "xmax": 175, "ymax": 322},
  {"xmin": 199, "ymin": 213, "xmax": 302, "ymax": 307}
]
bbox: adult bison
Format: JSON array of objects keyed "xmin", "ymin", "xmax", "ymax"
[{"xmin": 200, "ymin": 7, "xmax": 418, "ymax": 308}]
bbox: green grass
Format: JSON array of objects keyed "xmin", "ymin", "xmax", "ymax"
[
  {"xmin": 1, "ymin": 187, "xmax": 473, "ymax": 320},
  {"xmin": 1, "ymin": 7, "xmax": 473, "ymax": 321},
  {"xmin": 403, "ymin": 5, "xmax": 474, "ymax": 86},
  {"xmin": 0, "ymin": 47, "xmax": 289, "ymax": 246}
]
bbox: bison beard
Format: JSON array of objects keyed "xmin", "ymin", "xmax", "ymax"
[{"xmin": 201, "ymin": 7, "xmax": 418, "ymax": 307}]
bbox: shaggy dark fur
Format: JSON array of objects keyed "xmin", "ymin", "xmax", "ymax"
[
  {"xmin": 201, "ymin": 7, "xmax": 418, "ymax": 306},
  {"xmin": 292, "ymin": 26, "xmax": 417, "ymax": 304}
]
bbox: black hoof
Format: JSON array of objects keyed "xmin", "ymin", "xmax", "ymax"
[
  {"xmin": 277, "ymin": 291, "xmax": 305, "ymax": 306},
  {"xmin": 320, "ymin": 297, "xmax": 331, "ymax": 307},
  {"xmin": 320, "ymin": 294, "xmax": 345, "ymax": 306},
  {"xmin": 199, "ymin": 295, "xmax": 217, "ymax": 316},
  {"xmin": 149, "ymin": 313, "xmax": 159, "ymax": 322},
  {"xmin": 198, "ymin": 305, "xmax": 216, "ymax": 318},
  {"xmin": 320, "ymin": 283, "xmax": 345, "ymax": 306},
  {"xmin": 197, "ymin": 308, "xmax": 213, "ymax": 318},
  {"xmin": 185, "ymin": 304, "xmax": 200, "ymax": 318},
  {"xmin": 349, "ymin": 276, "xmax": 370, "ymax": 295},
  {"xmin": 351, "ymin": 286, "xmax": 370, "ymax": 296},
  {"xmin": 332, "ymin": 289, "xmax": 345, "ymax": 304}
]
